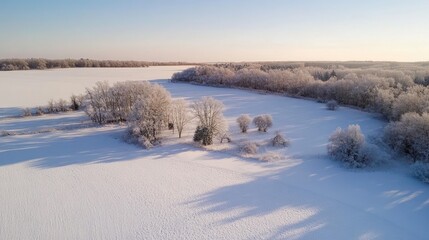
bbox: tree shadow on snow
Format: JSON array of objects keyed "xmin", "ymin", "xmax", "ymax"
[
  {"xmin": 183, "ymin": 158, "xmax": 429, "ymax": 239},
  {"xmin": 0, "ymin": 127, "xmax": 145, "ymax": 168}
]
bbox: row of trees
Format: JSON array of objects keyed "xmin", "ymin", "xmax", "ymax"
[
  {"xmin": 171, "ymin": 65, "xmax": 428, "ymax": 120},
  {"xmin": 0, "ymin": 58, "xmax": 196, "ymax": 71}
]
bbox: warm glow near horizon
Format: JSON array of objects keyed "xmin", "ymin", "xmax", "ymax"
[{"xmin": 1, "ymin": 0, "xmax": 428, "ymax": 62}]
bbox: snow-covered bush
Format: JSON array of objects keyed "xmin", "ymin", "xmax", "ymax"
[
  {"xmin": 384, "ymin": 112, "xmax": 429, "ymax": 162},
  {"xmin": 327, "ymin": 124, "xmax": 376, "ymax": 168},
  {"xmin": 241, "ymin": 142, "xmax": 258, "ymax": 155},
  {"xmin": 191, "ymin": 97, "xmax": 227, "ymax": 146},
  {"xmin": 411, "ymin": 161, "xmax": 429, "ymax": 183},
  {"xmin": 22, "ymin": 108, "xmax": 32, "ymax": 117},
  {"xmin": 272, "ymin": 132, "xmax": 290, "ymax": 147},
  {"xmin": 253, "ymin": 114, "xmax": 273, "ymax": 132},
  {"xmin": 236, "ymin": 114, "xmax": 252, "ymax": 133},
  {"xmin": 326, "ymin": 100, "xmax": 339, "ymax": 111}
]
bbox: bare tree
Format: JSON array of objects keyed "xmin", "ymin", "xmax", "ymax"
[
  {"xmin": 170, "ymin": 99, "xmax": 192, "ymax": 138},
  {"xmin": 192, "ymin": 97, "xmax": 227, "ymax": 145},
  {"xmin": 85, "ymin": 81, "xmax": 111, "ymax": 124}
]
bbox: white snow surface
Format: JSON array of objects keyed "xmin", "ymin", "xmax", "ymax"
[{"xmin": 0, "ymin": 67, "xmax": 428, "ymax": 240}]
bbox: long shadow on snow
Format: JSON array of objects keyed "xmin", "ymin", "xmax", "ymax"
[
  {"xmin": 0, "ymin": 114, "xmax": 88, "ymax": 132},
  {"xmin": 184, "ymin": 157, "xmax": 429, "ymax": 240},
  {"xmin": 0, "ymin": 127, "xmax": 142, "ymax": 168},
  {"xmin": 0, "ymin": 125, "xmax": 199, "ymax": 168}
]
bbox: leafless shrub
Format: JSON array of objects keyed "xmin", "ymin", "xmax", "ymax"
[
  {"xmin": 272, "ymin": 132, "xmax": 290, "ymax": 147},
  {"xmin": 56, "ymin": 99, "xmax": 69, "ymax": 112},
  {"xmin": 241, "ymin": 142, "xmax": 259, "ymax": 155}
]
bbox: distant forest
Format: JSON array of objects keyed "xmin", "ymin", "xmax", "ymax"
[{"xmin": 0, "ymin": 58, "xmax": 197, "ymax": 71}]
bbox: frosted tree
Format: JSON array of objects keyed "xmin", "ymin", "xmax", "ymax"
[
  {"xmin": 170, "ymin": 99, "xmax": 192, "ymax": 138},
  {"xmin": 127, "ymin": 84, "xmax": 172, "ymax": 143},
  {"xmin": 327, "ymin": 124, "xmax": 375, "ymax": 168},
  {"xmin": 192, "ymin": 97, "xmax": 227, "ymax": 145},
  {"xmin": 384, "ymin": 112, "xmax": 429, "ymax": 162},
  {"xmin": 85, "ymin": 81, "xmax": 111, "ymax": 124},
  {"xmin": 253, "ymin": 114, "xmax": 273, "ymax": 132},
  {"xmin": 236, "ymin": 114, "xmax": 252, "ymax": 133}
]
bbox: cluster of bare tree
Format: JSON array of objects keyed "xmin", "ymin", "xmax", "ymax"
[
  {"xmin": 85, "ymin": 81, "xmax": 228, "ymax": 147},
  {"xmin": 85, "ymin": 81, "xmax": 175, "ymax": 146},
  {"xmin": 0, "ymin": 58, "xmax": 196, "ymax": 71},
  {"xmin": 172, "ymin": 64, "xmax": 429, "ymax": 166}
]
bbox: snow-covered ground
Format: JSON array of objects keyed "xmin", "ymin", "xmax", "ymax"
[{"xmin": 0, "ymin": 68, "xmax": 428, "ymax": 239}]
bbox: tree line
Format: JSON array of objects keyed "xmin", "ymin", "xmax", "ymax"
[{"xmin": 0, "ymin": 58, "xmax": 197, "ymax": 71}]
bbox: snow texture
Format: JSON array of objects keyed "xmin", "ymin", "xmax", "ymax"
[{"xmin": 0, "ymin": 67, "xmax": 428, "ymax": 240}]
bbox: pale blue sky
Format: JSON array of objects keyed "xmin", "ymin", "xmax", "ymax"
[{"xmin": 1, "ymin": 0, "xmax": 428, "ymax": 62}]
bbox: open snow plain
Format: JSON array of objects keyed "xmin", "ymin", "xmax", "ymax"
[{"xmin": 1, "ymin": 67, "xmax": 428, "ymax": 239}]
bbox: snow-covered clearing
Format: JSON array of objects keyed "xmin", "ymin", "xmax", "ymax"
[{"xmin": 0, "ymin": 68, "xmax": 428, "ymax": 239}]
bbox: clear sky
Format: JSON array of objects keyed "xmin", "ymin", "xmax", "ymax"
[{"xmin": 1, "ymin": 0, "xmax": 428, "ymax": 62}]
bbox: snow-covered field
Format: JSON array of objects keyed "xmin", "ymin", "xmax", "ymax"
[
  {"xmin": 0, "ymin": 66, "xmax": 192, "ymax": 118},
  {"xmin": 1, "ymin": 67, "xmax": 428, "ymax": 239}
]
